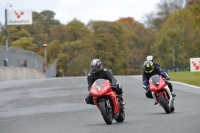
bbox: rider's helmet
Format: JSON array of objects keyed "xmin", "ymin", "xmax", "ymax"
[
  {"xmin": 90, "ymin": 59, "xmax": 103, "ymax": 73},
  {"xmin": 146, "ymin": 55, "xmax": 154, "ymax": 62},
  {"xmin": 143, "ymin": 60, "xmax": 154, "ymax": 73}
]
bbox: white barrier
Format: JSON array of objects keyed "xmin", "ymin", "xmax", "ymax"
[{"xmin": 0, "ymin": 66, "xmax": 46, "ymax": 80}]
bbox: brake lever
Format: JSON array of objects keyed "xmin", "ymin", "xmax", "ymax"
[{"xmin": 111, "ymin": 84, "xmax": 117, "ymax": 88}]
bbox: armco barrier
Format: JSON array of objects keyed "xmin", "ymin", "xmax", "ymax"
[{"xmin": 0, "ymin": 66, "xmax": 46, "ymax": 80}]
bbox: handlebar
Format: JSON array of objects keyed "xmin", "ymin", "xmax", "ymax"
[{"xmin": 111, "ymin": 84, "xmax": 117, "ymax": 88}]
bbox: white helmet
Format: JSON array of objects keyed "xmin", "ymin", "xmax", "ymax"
[{"xmin": 146, "ymin": 55, "xmax": 154, "ymax": 62}]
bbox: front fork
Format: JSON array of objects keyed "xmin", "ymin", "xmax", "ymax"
[
  {"xmin": 106, "ymin": 99, "xmax": 112, "ymax": 110},
  {"xmin": 98, "ymin": 98, "xmax": 112, "ymax": 111},
  {"xmin": 152, "ymin": 87, "xmax": 173, "ymax": 107}
]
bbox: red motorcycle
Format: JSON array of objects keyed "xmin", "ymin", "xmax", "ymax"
[
  {"xmin": 149, "ymin": 74, "xmax": 175, "ymax": 114},
  {"xmin": 89, "ymin": 79, "xmax": 125, "ymax": 125}
]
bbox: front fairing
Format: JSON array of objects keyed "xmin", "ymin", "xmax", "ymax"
[
  {"xmin": 149, "ymin": 74, "xmax": 167, "ymax": 92},
  {"xmin": 90, "ymin": 79, "xmax": 112, "ymax": 97}
]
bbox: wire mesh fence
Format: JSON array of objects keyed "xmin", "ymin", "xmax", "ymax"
[{"xmin": 0, "ymin": 45, "xmax": 44, "ymax": 73}]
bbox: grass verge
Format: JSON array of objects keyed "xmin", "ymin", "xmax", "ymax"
[{"xmin": 168, "ymin": 71, "xmax": 200, "ymax": 87}]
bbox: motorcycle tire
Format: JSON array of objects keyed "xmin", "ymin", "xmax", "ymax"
[
  {"xmin": 99, "ymin": 100, "xmax": 113, "ymax": 125},
  {"xmin": 159, "ymin": 94, "xmax": 171, "ymax": 114}
]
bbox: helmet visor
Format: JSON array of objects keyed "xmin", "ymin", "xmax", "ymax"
[
  {"xmin": 92, "ymin": 66, "xmax": 100, "ymax": 73},
  {"xmin": 145, "ymin": 66, "xmax": 154, "ymax": 73}
]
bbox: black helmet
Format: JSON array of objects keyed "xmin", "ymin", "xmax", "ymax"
[
  {"xmin": 144, "ymin": 61, "xmax": 154, "ymax": 73},
  {"xmin": 90, "ymin": 59, "xmax": 103, "ymax": 73}
]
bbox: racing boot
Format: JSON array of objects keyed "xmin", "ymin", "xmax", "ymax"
[
  {"xmin": 84, "ymin": 94, "xmax": 94, "ymax": 104},
  {"xmin": 172, "ymin": 91, "xmax": 176, "ymax": 97}
]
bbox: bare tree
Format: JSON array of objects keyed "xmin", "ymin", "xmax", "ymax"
[
  {"xmin": 157, "ymin": 0, "xmax": 185, "ymax": 19},
  {"xmin": 144, "ymin": 0, "xmax": 185, "ymax": 30}
]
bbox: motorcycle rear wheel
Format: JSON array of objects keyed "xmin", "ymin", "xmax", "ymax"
[
  {"xmin": 99, "ymin": 100, "xmax": 113, "ymax": 125},
  {"xmin": 159, "ymin": 94, "xmax": 171, "ymax": 114}
]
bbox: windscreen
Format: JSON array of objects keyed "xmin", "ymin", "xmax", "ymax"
[
  {"xmin": 150, "ymin": 74, "xmax": 160, "ymax": 86},
  {"xmin": 93, "ymin": 79, "xmax": 107, "ymax": 88}
]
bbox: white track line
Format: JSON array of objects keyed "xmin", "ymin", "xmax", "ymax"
[{"xmin": 171, "ymin": 81, "xmax": 200, "ymax": 89}]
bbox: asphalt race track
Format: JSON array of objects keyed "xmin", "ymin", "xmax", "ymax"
[{"xmin": 0, "ymin": 75, "xmax": 200, "ymax": 133}]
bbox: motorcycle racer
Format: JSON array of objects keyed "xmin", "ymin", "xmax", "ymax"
[
  {"xmin": 142, "ymin": 61, "xmax": 176, "ymax": 104},
  {"xmin": 84, "ymin": 59, "xmax": 125, "ymax": 105}
]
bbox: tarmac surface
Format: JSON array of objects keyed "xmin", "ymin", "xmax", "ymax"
[{"xmin": 0, "ymin": 75, "xmax": 200, "ymax": 133}]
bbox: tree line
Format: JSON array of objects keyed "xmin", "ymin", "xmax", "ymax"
[{"xmin": 0, "ymin": 0, "xmax": 199, "ymax": 76}]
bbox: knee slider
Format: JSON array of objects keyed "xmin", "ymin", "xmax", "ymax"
[{"xmin": 117, "ymin": 84, "xmax": 122, "ymax": 89}]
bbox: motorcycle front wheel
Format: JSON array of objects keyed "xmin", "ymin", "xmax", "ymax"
[
  {"xmin": 99, "ymin": 100, "xmax": 113, "ymax": 125},
  {"xmin": 159, "ymin": 94, "xmax": 171, "ymax": 114}
]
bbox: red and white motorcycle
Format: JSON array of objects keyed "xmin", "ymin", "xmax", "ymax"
[{"xmin": 149, "ymin": 74, "xmax": 175, "ymax": 114}]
